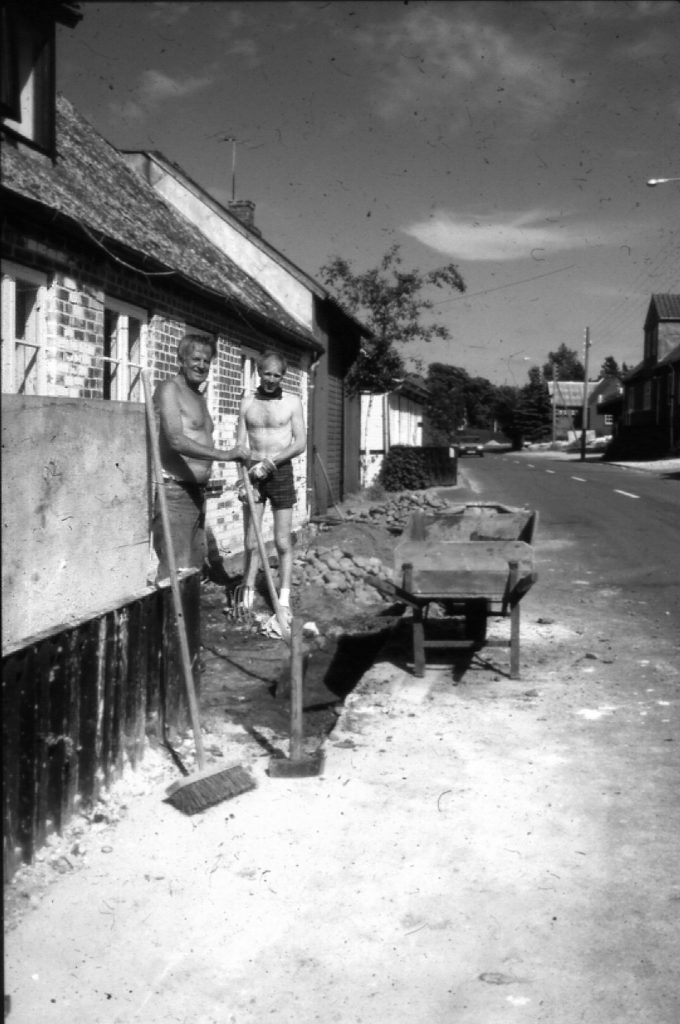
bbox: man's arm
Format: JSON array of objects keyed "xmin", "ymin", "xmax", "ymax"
[{"xmin": 157, "ymin": 381, "xmax": 246, "ymax": 461}]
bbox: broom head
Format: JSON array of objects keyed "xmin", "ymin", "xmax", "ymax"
[{"xmin": 165, "ymin": 761, "xmax": 256, "ymax": 815}]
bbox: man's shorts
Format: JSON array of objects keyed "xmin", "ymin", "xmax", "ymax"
[{"xmin": 253, "ymin": 460, "xmax": 296, "ymax": 510}]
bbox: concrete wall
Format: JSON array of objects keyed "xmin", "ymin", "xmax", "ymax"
[{"xmin": 2, "ymin": 396, "xmax": 151, "ymax": 651}]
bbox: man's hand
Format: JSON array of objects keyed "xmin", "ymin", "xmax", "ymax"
[
  {"xmin": 249, "ymin": 458, "xmax": 276, "ymax": 481},
  {"xmin": 220, "ymin": 444, "xmax": 249, "ymax": 461}
]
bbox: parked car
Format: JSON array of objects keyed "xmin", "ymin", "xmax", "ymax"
[{"xmin": 456, "ymin": 435, "xmax": 484, "ymax": 457}]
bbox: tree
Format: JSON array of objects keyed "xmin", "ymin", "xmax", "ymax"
[
  {"xmin": 516, "ymin": 367, "xmax": 552, "ymax": 441},
  {"xmin": 424, "ymin": 363, "xmax": 469, "ymax": 442},
  {"xmin": 319, "ymin": 245, "xmax": 465, "ymax": 393},
  {"xmin": 599, "ymin": 355, "xmax": 622, "ymax": 380},
  {"xmin": 542, "ymin": 343, "xmax": 585, "ymax": 382},
  {"xmin": 493, "ymin": 385, "xmax": 524, "ymax": 449}
]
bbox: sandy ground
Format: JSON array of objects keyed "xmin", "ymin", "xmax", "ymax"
[{"xmin": 4, "ymin": 472, "xmax": 680, "ymax": 1023}]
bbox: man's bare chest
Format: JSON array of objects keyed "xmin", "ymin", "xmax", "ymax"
[
  {"xmin": 246, "ymin": 399, "xmax": 290, "ymax": 430},
  {"xmin": 178, "ymin": 392, "xmax": 212, "ymax": 432}
]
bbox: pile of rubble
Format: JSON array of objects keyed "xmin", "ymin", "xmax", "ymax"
[
  {"xmin": 292, "ymin": 545, "xmax": 389, "ymax": 605},
  {"xmin": 341, "ymin": 488, "xmax": 450, "ymax": 532},
  {"xmin": 293, "ymin": 489, "xmax": 451, "ymax": 603}
]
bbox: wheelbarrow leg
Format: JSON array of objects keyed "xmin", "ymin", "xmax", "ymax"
[
  {"xmin": 412, "ymin": 604, "xmax": 426, "ymax": 677},
  {"xmin": 508, "ymin": 559, "xmax": 520, "ymax": 679}
]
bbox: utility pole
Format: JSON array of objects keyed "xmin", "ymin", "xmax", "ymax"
[
  {"xmin": 551, "ymin": 360, "xmax": 557, "ymax": 446},
  {"xmin": 580, "ymin": 326, "xmax": 591, "ymax": 462}
]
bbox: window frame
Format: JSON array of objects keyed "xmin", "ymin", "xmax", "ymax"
[
  {"xmin": 102, "ymin": 298, "xmax": 148, "ymax": 402},
  {"xmin": 1, "ymin": 260, "xmax": 48, "ymax": 395}
]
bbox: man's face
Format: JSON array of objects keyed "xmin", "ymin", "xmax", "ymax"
[
  {"xmin": 180, "ymin": 343, "xmax": 213, "ymax": 389},
  {"xmin": 259, "ymin": 357, "xmax": 284, "ymax": 393}
]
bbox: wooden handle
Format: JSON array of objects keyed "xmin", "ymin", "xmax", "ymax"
[
  {"xmin": 289, "ymin": 617, "xmax": 304, "ymax": 761},
  {"xmin": 239, "ymin": 464, "xmax": 291, "ymax": 644},
  {"xmin": 142, "ymin": 371, "xmax": 206, "ymax": 770}
]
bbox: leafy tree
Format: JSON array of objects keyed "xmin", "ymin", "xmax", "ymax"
[
  {"xmin": 424, "ymin": 363, "xmax": 469, "ymax": 442},
  {"xmin": 542, "ymin": 343, "xmax": 585, "ymax": 381},
  {"xmin": 319, "ymin": 245, "xmax": 465, "ymax": 393},
  {"xmin": 465, "ymin": 375, "xmax": 499, "ymax": 429},
  {"xmin": 493, "ymin": 385, "xmax": 524, "ymax": 449},
  {"xmin": 599, "ymin": 355, "xmax": 622, "ymax": 380}
]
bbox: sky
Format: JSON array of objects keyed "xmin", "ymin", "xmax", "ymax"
[{"xmin": 57, "ymin": 0, "xmax": 680, "ymax": 385}]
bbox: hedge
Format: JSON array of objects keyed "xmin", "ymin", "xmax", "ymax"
[{"xmin": 379, "ymin": 445, "xmax": 457, "ymax": 491}]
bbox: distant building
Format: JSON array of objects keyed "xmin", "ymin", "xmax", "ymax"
[
  {"xmin": 360, "ymin": 375, "xmax": 428, "ymax": 486},
  {"xmin": 607, "ymin": 294, "xmax": 680, "ymax": 459},
  {"xmin": 547, "ymin": 380, "xmax": 601, "ymax": 440}
]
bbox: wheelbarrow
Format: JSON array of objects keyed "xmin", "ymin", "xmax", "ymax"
[{"xmin": 370, "ymin": 503, "xmax": 538, "ymax": 679}]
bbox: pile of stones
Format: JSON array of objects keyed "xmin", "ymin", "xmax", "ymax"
[
  {"xmin": 292, "ymin": 545, "xmax": 390, "ymax": 605},
  {"xmin": 293, "ymin": 489, "xmax": 452, "ymax": 604},
  {"xmin": 341, "ymin": 488, "xmax": 450, "ymax": 532}
]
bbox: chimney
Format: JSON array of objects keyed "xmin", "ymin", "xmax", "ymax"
[{"xmin": 227, "ymin": 200, "xmax": 260, "ymax": 235}]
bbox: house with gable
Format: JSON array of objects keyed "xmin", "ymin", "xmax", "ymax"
[
  {"xmin": 547, "ymin": 380, "xmax": 601, "ymax": 441},
  {"xmin": 120, "ymin": 150, "xmax": 369, "ymax": 516},
  {"xmin": 606, "ymin": 294, "xmax": 680, "ymax": 459},
  {"xmin": 1, "ymin": 0, "xmax": 327, "ymax": 872}
]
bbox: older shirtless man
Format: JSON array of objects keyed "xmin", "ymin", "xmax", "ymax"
[
  {"xmin": 237, "ymin": 349, "xmax": 306, "ymax": 614},
  {"xmin": 153, "ymin": 334, "xmax": 246, "ymax": 581}
]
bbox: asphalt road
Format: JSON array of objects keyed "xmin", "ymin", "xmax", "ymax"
[{"xmin": 455, "ymin": 451, "xmax": 680, "ymax": 639}]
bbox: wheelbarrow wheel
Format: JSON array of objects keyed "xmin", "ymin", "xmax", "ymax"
[{"xmin": 464, "ymin": 599, "xmax": 488, "ymax": 648}]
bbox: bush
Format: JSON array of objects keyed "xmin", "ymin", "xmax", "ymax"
[{"xmin": 379, "ymin": 446, "xmax": 457, "ymax": 491}]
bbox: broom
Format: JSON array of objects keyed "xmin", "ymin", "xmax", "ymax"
[{"xmin": 142, "ymin": 371, "xmax": 256, "ymax": 814}]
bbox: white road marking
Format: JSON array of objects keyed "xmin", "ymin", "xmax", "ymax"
[
  {"xmin": 614, "ymin": 488, "xmax": 640, "ymax": 499},
  {"xmin": 571, "ymin": 476, "xmax": 586, "ymax": 482}
]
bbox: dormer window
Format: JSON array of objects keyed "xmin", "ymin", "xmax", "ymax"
[{"xmin": 1, "ymin": 1, "xmax": 81, "ymax": 155}]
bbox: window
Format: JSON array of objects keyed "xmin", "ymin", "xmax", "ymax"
[
  {"xmin": 0, "ymin": 3, "xmax": 55, "ymax": 153},
  {"xmin": 102, "ymin": 300, "xmax": 147, "ymax": 401},
  {"xmin": 604, "ymin": 414, "xmax": 613, "ymax": 426},
  {"xmin": 241, "ymin": 350, "xmax": 259, "ymax": 395},
  {"xmin": 643, "ymin": 380, "xmax": 652, "ymax": 412},
  {"xmin": 1, "ymin": 261, "xmax": 47, "ymax": 394}
]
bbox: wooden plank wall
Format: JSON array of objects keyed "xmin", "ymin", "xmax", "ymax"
[{"xmin": 2, "ymin": 575, "xmax": 200, "ymax": 880}]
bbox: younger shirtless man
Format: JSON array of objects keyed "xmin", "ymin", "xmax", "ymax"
[
  {"xmin": 237, "ymin": 349, "xmax": 306, "ymax": 615},
  {"xmin": 153, "ymin": 334, "xmax": 246, "ymax": 581}
]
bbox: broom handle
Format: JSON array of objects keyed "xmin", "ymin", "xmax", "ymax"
[
  {"xmin": 239, "ymin": 463, "xmax": 291, "ymax": 644},
  {"xmin": 142, "ymin": 371, "xmax": 206, "ymax": 771}
]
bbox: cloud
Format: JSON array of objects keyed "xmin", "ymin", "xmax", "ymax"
[
  {"xmin": 112, "ymin": 68, "xmax": 216, "ymax": 120},
  {"xmin": 356, "ymin": 6, "xmax": 578, "ymax": 130},
  {"xmin": 403, "ymin": 208, "xmax": 611, "ymax": 262}
]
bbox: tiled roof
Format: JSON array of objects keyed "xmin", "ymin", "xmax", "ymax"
[
  {"xmin": 1, "ymin": 95, "xmax": 320, "ymax": 350},
  {"xmin": 650, "ymin": 294, "xmax": 680, "ymax": 320},
  {"xmin": 547, "ymin": 380, "xmax": 600, "ymax": 406}
]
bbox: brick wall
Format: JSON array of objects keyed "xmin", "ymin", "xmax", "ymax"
[{"xmin": 2, "ymin": 221, "xmax": 311, "ymax": 569}]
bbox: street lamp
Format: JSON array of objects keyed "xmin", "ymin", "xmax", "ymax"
[{"xmin": 646, "ymin": 177, "xmax": 680, "ymax": 187}]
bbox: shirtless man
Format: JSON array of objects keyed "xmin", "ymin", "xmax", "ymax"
[
  {"xmin": 236, "ymin": 350, "xmax": 306, "ymax": 615},
  {"xmin": 153, "ymin": 334, "xmax": 247, "ymax": 581}
]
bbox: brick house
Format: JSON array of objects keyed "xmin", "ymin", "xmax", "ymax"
[{"xmin": 606, "ymin": 294, "xmax": 680, "ymax": 459}]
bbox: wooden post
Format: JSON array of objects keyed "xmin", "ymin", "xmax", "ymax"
[
  {"xmin": 508, "ymin": 560, "xmax": 520, "ymax": 679},
  {"xmin": 580, "ymin": 327, "xmax": 591, "ymax": 462},
  {"xmin": 289, "ymin": 618, "xmax": 304, "ymax": 761}
]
